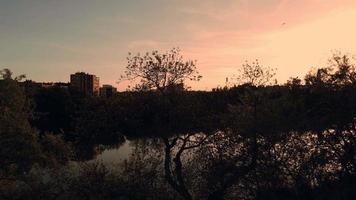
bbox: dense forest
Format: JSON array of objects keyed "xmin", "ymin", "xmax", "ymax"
[{"xmin": 1, "ymin": 50, "xmax": 356, "ymax": 199}]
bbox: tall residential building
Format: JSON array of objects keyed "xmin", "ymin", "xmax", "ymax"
[
  {"xmin": 70, "ymin": 72, "xmax": 99, "ymax": 96},
  {"xmin": 99, "ymin": 84, "xmax": 117, "ymax": 98}
]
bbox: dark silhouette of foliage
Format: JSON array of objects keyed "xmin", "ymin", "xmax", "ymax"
[
  {"xmin": 120, "ymin": 48, "xmax": 201, "ymax": 93},
  {"xmin": 1, "ymin": 52, "xmax": 356, "ymax": 199},
  {"xmin": 0, "ymin": 69, "xmax": 41, "ymax": 174}
]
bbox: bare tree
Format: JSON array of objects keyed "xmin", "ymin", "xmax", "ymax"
[
  {"xmin": 231, "ymin": 59, "xmax": 276, "ymax": 87},
  {"xmin": 163, "ymin": 133, "xmax": 210, "ymax": 200},
  {"xmin": 120, "ymin": 48, "xmax": 201, "ymax": 93},
  {"xmin": 120, "ymin": 48, "xmax": 206, "ymax": 199}
]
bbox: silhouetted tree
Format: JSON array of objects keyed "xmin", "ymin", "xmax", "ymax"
[
  {"xmin": 120, "ymin": 48, "xmax": 209, "ymax": 199},
  {"xmin": 0, "ymin": 69, "xmax": 40, "ymax": 174},
  {"xmin": 305, "ymin": 53, "xmax": 356, "ymax": 87},
  {"xmin": 231, "ymin": 59, "xmax": 276, "ymax": 87},
  {"xmin": 120, "ymin": 48, "xmax": 201, "ymax": 93}
]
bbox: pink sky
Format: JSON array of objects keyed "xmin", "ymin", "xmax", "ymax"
[
  {"xmin": 117, "ymin": 0, "xmax": 356, "ymax": 90},
  {"xmin": 2, "ymin": 0, "xmax": 356, "ymax": 90},
  {"xmin": 178, "ymin": 0, "xmax": 356, "ymax": 89}
]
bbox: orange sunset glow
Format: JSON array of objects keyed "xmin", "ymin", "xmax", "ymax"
[
  {"xmin": 1, "ymin": 0, "xmax": 356, "ymax": 90},
  {"xmin": 2, "ymin": 1, "xmax": 356, "ymax": 199}
]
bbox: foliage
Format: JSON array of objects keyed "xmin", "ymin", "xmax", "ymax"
[
  {"xmin": 0, "ymin": 69, "xmax": 41, "ymax": 174},
  {"xmin": 305, "ymin": 53, "xmax": 356, "ymax": 87},
  {"xmin": 1, "ymin": 52, "xmax": 356, "ymax": 199},
  {"xmin": 0, "ymin": 69, "xmax": 72, "ymax": 187},
  {"xmin": 121, "ymin": 48, "xmax": 201, "ymax": 93},
  {"xmin": 39, "ymin": 133, "xmax": 73, "ymax": 167},
  {"xmin": 231, "ymin": 59, "xmax": 276, "ymax": 87}
]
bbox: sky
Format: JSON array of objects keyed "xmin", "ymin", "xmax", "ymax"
[{"xmin": 1, "ymin": 0, "xmax": 356, "ymax": 90}]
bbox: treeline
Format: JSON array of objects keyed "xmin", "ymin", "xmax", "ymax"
[
  {"xmin": 25, "ymin": 72, "xmax": 356, "ymax": 141},
  {"xmin": 0, "ymin": 50, "xmax": 356, "ymax": 199}
]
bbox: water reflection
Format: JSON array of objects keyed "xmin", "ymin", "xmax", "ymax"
[
  {"xmin": 95, "ymin": 139, "xmax": 133, "ymax": 164},
  {"xmin": 74, "ymin": 135, "xmax": 127, "ymax": 161},
  {"xmin": 91, "ymin": 136, "xmax": 166, "ymax": 165}
]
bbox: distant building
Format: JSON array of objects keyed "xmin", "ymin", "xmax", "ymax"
[
  {"xmin": 20, "ymin": 80, "xmax": 69, "ymax": 90},
  {"xmin": 99, "ymin": 84, "xmax": 117, "ymax": 98},
  {"xmin": 41, "ymin": 82, "xmax": 69, "ymax": 89},
  {"xmin": 70, "ymin": 72, "xmax": 99, "ymax": 96}
]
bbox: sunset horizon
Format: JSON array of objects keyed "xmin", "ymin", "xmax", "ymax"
[
  {"xmin": 2, "ymin": 0, "xmax": 356, "ymax": 90},
  {"xmin": 1, "ymin": 1, "xmax": 356, "ymax": 199}
]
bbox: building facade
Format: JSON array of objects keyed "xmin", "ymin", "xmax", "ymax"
[
  {"xmin": 70, "ymin": 72, "xmax": 99, "ymax": 96},
  {"xmin": 99, "ymin": 84, "xmax": 117, "ymax": 98}
]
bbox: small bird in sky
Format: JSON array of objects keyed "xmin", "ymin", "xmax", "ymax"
[{"xmin": 282, "ymin": 22, "xmax": 286, "ymax": 26}]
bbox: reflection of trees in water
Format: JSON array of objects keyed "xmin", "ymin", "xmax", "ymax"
[
  {"xmin": 74, "ymin": 135, "xmax": 126, "ymax": 161},
  {"xmin": 2, "ymin": 125, "xmax": 353, "ymax": 199},
  {"xmin": 121, "ymin": 122, "xmax": 356, "ymax": 200}
]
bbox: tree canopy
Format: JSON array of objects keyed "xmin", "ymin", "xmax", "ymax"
[{"xmin": 121, "ymin": 48, "xmax": 201, "ymax": 93}]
